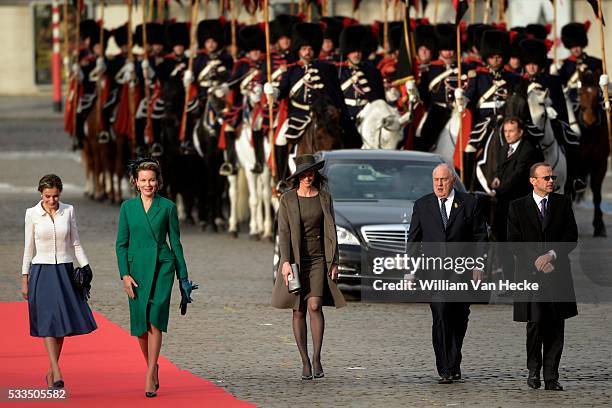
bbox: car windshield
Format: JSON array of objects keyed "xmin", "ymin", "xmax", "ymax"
[{"xmin": 325, "ymin": 160, "xmax": 445, "ymax": 201}]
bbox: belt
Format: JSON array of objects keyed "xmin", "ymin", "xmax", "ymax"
[
  {"xmin": 479, "ymin": 100, "xmax": 505, "ymax": 110},
  {"xmin": 345, "ymin": 98, "xmax": 368, "ymax": 107},
  {"xmin": 291, "ymin": 99, "xmax": 310, "ymax": 111}
]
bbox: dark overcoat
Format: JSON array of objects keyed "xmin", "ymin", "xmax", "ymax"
[
  {"xmin": 507, "ymin": 193, "xmax": 578, "ymax": 322},
  {"xmin": 271, "ymin": 189, "xmax": 346, "ymax": 310}
]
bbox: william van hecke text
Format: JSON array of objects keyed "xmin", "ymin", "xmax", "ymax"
[{"xmin": 372, "ymin": 279, "xmax": 540, "ymax": 291}]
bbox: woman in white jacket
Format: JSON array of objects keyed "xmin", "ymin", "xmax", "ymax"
[{"xmin": 21, "ymin": 174, "xmax": 97, "ymax": 389}]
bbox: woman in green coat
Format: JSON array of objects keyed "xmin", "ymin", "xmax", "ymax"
[{"xmin": 116, "ymin": 159, "xmax": 194, "ymax": 398}]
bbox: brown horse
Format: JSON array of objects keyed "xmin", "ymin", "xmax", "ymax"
[
  {"xmin": 83, "ymin": 95, "xmax": 109, "ymax": 202},
  {"xmin": 577, "ymin": 75, "xmax": 610, "ymax": 237},
  {"xmin": 294, "ymin": 97, "xmax": 344, "ymax": 156}
]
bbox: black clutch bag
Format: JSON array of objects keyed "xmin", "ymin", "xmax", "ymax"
[{"xmin": 72, "ymin": 264, "xmax": 93, "ymax": 300}]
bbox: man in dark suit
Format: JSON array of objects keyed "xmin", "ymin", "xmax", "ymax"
[
  {"xmin": 490, "ymin": 118, "xmax": 544, "ymax": 280},
  {"xmin": 507, "ymin": 162, "xmax": 578, "ymax": 391},
  {"xmin": 408, "ymin": 163, "xmax": 488, "ymax": 384}
]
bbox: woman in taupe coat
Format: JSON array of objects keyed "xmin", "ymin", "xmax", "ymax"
[{"xmin": 271, "ymin": 154, "xmax": 346, "ymax": 380}]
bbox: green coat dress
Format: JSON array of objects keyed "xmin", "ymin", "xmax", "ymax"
[{"xmin": 116, "ymin": 195, "xmax": 188, "ymax": 336}]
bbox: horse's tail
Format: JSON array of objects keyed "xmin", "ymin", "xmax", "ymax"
[{"xmin": 236, "ymin": 168, "xmax": 250, "ymax": 223}]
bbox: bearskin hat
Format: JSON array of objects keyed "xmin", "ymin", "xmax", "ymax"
[
  {"xmin": 340, "ymin": 24, "xmax": 372, "ymax": 56},
  {"xmin": 387, "ymin": 23, "xmax": 404, "ymax": 53},
  {"xmin": 414, "ymin": 23, "xmax": 436, "ymax": 54},
  {"xmin": 291, "ymin": 23, "xmax": 324, "ymax": 56},
  {"xmin": 270, "ymin": 14, "xmax": 301, "ymax": 43},
  {"xmin": 435, "ymin": 23, "xmax": 456, "ymax": 51},
  {"xmin": 525, "ymin": 23, "xmax": 549, "ymax": 40},
  {"xmin": 112, "ymin": 24, "xmax": 129, "ymax": 48},
  {"xmin": 320, "ymin": 16, "xmax": 344, "ymax": 47},
  {"xmin": 166, "ymin": 22, "xmax": 190, "ymax": 48},
  {"xmin": 238, "ymin": 24, "xmax": 266, "ymax": 52},
  {"xmin": 509, "ymin": 30, "xmax": 528, "ymax": 59},
  {"xmin": 480, "ymin": 29, "xmax": 510, "ymax": 61},
  {"xmin": 467, "ymin": 23, "xmax": 492, "ymax": 51},
  {"xmin": 80, "ymin": 20, "xmax": 110, "ymax": 51},
  {"xmin": 561, "ymin": 22, "xmax": 588, "ymax": 49},
  {"xmin": 197, "ymin": 19, "xmax": 224, "ymax": 49},
  {"xmin": 134, "ymin": 23, "xmax": 165, "ymax": 47},
  {"xmin": 520, "ymin": 38, "xmax": 548, "ymax": 68}
]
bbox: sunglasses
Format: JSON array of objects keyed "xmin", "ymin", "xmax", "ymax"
[{"xmin": 533, "ymin": 175, "xmax": 557, "ymax": 181}]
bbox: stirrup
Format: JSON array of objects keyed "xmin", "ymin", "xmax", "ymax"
[
  {"xmin": 150, "ymin": 142, "xmax": 164, "ymax": 157},
  {"xmin": 219, "ymin": 162, "xmax": 237, "ymax": 176},
  {"xmin": 275, "ymin": 179, "xmax": 290, "ymax": 193},
  {"xmin": 251, "ymin": 162, "xmax": 264, "ymax": 174},
  {"xmin": 180, "ymin": 140, "xmax": 196, "ymax": 155},
  {"xmin": 97, "ymin": 130, "xmax": 111, "ymax": 144},
  {"xmin": 573, "ymin": 178, "xmax": 587, "ymax": 194}
]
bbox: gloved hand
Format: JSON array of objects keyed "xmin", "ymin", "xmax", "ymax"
[
  {"xmin": 263, "ymin": 82, "xmax": 278, "ymax": 100},
  {"xmin": 405, "ymin": 79, "xmax": 416, "ymax": 93},
  {"xmin": 549, "ymin": 62, "xmax": 560, "ymax": 76},
  {"xmin": 123, "ymin": 61, "xmax": 135, "ymax": 84},
  {"xmin": 385, "ymin": 87, "xmax": 400, "ymax": 103},
  {"xmin": 214, "ymin": 83, "xmax": 229, "ymax": 98},
  {"xmin": 183, "ymin": 69, "xmax": 194, "ymax": 89},
  {"xmin": 250, "ymin": 84, "xmax": 263, "ymax": 104},
  {"xmin": 454, "ymin": 88, "xmax": 466, "ymax": 111},
  {"xmin": 72, "ymin": 63, "xmax": 84, "ymax": 82},
  {"xmin": 179, "ymin": 277, "xmax": 198, "ymax": 315},
  {"xmin": 96, "ymin": 57, "xmax": 106, "ymax": 73}
]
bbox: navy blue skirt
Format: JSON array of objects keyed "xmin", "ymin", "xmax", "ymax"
[{"xmin": 28, "ymin": 263, "xmax": 97, "ymax": 337}]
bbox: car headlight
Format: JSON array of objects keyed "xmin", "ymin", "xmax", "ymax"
[{"xmin": 337, "ymin": 226, "xmax": 360, "ymax": 246}]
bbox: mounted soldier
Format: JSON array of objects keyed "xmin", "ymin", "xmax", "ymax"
[
  {"xmin": 218, "ymin": 24, "xmax": 266, "ymax": 176},
  {"xmin": 463, "ymin": 29, "xmax": 524, "ymax": 191},
  {"xmin": 337, "ymin": 24, "xmax": 385, "ymax": 123},
  {"xmin": 319, "ymin": 16, "xmax": 347, "ymax": 63},
  {"xmin": 264, "ymin": 22, "xmax": 361, "ymax": 182}
]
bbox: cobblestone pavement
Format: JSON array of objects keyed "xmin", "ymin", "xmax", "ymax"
[{"xmin": 0, "ymin": 97, "xmax": 611, "ymax": 407}]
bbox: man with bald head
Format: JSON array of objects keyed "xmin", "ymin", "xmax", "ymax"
[{"xmin": 408, "ymin": 163, "xmax": 488, "ymax": 384}]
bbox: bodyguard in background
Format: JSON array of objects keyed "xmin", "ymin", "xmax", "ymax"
[
  {"xmin": 272, "ymin": 154, "xmax": 346, "ymax": 381},
  {"xmin": 508, "ymin": 162, "xmax": 578, "ymax": 391},
  {"xmin": 21, "ymin": 174, "xmax": 97, "ymax": 389},
  {"xmin": 408, "ymin": 163, "xmax": 488, "ymax": 384}
]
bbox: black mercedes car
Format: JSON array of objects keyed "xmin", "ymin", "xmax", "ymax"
[{"xmin": 272, "ymin": 149, "xmax": 469, "ymax": 293}]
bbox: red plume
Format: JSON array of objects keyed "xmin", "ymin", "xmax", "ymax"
[
  {"xmin": 410, "ymin": 18, "xmax": 418, "ymax": 31},
  {"xmin": 544, "ymin": 38, "xmax": 554, "ymax": 52},
  {"xmin": 491, "ymin": 22, "xmax": 507, "ymax": 31},
  {"xmin": 508, "ymin": 30, "xmax": 519, "ymax": 44},
  {"xmin": 544, "ymin": 23, "xmax": 552, "ymax": 34},
  {"xmin": 584, "ymin": 20, "xmax": 591, "ymax": 32}
]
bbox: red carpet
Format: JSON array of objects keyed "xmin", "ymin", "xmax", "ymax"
[{"xmin": 0, "ymin": 302, "xmax": 254, "ymax": 407}]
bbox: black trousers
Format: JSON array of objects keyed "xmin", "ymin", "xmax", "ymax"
[
  {"xmin": 526, "ymin": 319, "xmax": 565, "ymax": 381},
  {"xmin": 430, "ymin": 302, "xmax": 471, "ymax": 377}
]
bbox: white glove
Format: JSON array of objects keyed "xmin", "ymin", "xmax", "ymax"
[
  {"xmin": 599, "ymin": 74, "xmax": 610, "ymax": 91},
  {"xmin": 263, "ymin": 82, "xmax": 279, "ymax": 101},
  {"xmin": 96, "ymin": 57, "xmax": 106, "ymax": 73},
  {"xmin": 183, "ymin": 69, "xmax": 194, "ymax": 89},
  {"xmin": 549, "ymin": 62, "xmax": 560, "ymax": 76},
  {"xmin": 141, "ymin": 59, "xmax": 150, "ymax": 70},
  {"xmin": 454, "ymin": 88, "xmax": 466, "ymax": 111},
  {"xmin": 385, "ymin": 87, "xmax": 400, "ymax": 103},
  {"xmin": 405, "ymin": 79, "xmax": 416, "ymax": 93},
  {"xmin": 214, "ymin": 83, "xmax": 229, "ymax": 98},
  {"xmin": 249, "ymin": 84, "xmax": 263, "ymax": 104}
]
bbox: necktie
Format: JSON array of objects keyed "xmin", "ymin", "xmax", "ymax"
[
  {"xmin": 440, "ymin": 198, "xmax": 448, "ymax": 229},
  {"xmin": 507, "ymin": 146, "xmax": 514, "ymax": 158},
  {"xmin": 540, "ymin": 198, "xmax": 547, "ymax": 220}
]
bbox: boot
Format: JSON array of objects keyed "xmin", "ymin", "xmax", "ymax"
[
  {"xmin": 274, "ymin": 145, "xmax": 289, "ymax": 182},
  {"xmin": 252, "ymin": 130, "xmax": 265, "ymax": 174},
  {"xmin": 219, "ymin": 131, "xmax": 238, "ymax": 176}
]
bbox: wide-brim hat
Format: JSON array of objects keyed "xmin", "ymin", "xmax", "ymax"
[
  {"xmin": 561, "ymin": 22, "xmax": 588, "ymax": 49},
  {"xmin": 286, "ymin": 154, "xmax": 325, "ymax": 180},
  {"xmin": 480, "ymin": 29, "xmax": 510, "ymax": 61},
  {"xmin": 291, "ymin": 23, "xmax": 324, "ymax": 56},
  {"xmin": 520, "ymin": 38, "xmax": 548, "ymax": 68}
]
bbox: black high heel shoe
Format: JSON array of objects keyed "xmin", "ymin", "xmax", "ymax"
[
  {"xmin": 301, "ymin": 362, "xmax": 313, "ymax": 380},
  {"xmin": 145, "ymin": 391, "xmax": 157, "ymax": 398},
  {"xmin": 155, "ymin": 364, "xmax": 159, "ymax": 391},
  {"xmin": 52, "ymin": 380, "xmax": 64, "ymax": 389},
  {"xmin": 313, "ymin": 362, "xmax": 325, "ymax": 379}
]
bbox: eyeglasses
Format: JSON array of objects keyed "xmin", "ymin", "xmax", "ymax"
[{"xmin": 533, "ymin": 175, "xmax": 557, "ymax": 181}]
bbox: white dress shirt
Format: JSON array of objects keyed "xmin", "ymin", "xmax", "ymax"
[
  {"xmin": 438, "ymin": 189, "xmax": 455, "ymax": 219},
  {"xmin": 22, "ymin": 202, "xmax": 89, "ymax": 275},
  {"xmin": 532, "ymin": 191, "xmax": 556, "ymax": 260},
  {"xmin": 507, "ymin": 140, "xmax": 521, "ymax": 157}
]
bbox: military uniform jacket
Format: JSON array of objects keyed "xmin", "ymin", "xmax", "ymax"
[
  {"xmin": 337, "ymin": 61, "xmax": 385, "ymax": 120},
  {"xmin": 465, "ymin": 66, "xmax": 524, "ymax": 124},
  {"xmin": 525, "ymin": 71, "xmax": 569, "ymax": 123},
  {"xmin": 418, "ymin": 60, "xmax": 470, "ymax": 109},
  {"xmin": 193, "ymin": 50, "xmax": 233, "ymax": 98},
  {"xmin": 277, "ymin": 60, "xmax": 361, "ymax": 147},
  {"xmin": 156, "ymin": 53, "xmax": 189, "ymax": 84},
  {"xmin": 559, "ymin": 53, "xmax": 603, "ymax": 105},
  {"xmin": 223, "ymin": 57, "xmax": 263, "ymax": 130}
]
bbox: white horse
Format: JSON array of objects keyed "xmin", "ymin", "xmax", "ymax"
[
  {"xmin": 227, "ymin": 119, "xmax": 274, "ymax": 240},
  {"xmin": 527, "ymin": 85, "xmax": 567, "ymax": 193},
  {"xmin": 357, "ymin": 100, "xmax": 405, "ymax": 149}
]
